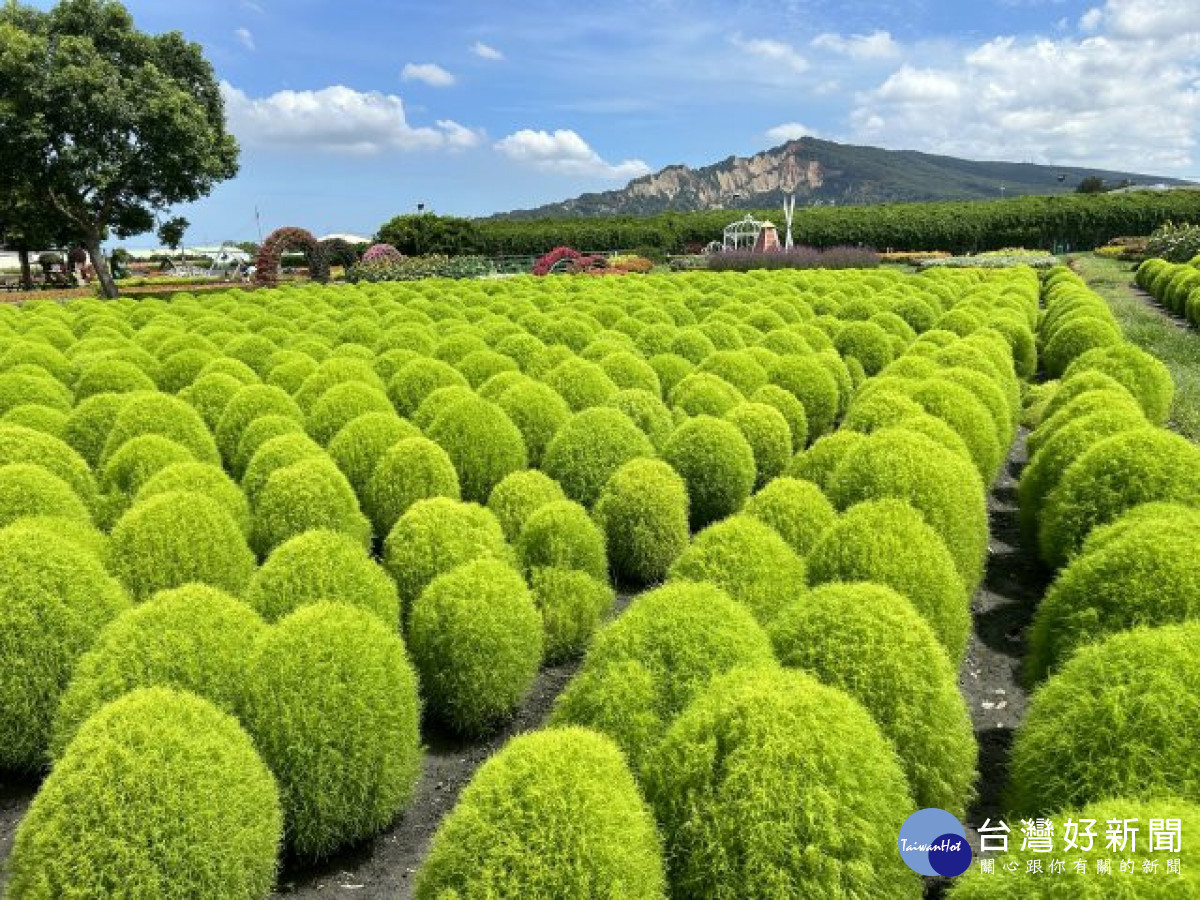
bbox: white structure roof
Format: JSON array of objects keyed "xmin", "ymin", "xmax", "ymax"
[{"xmin": 319, "ymin": 233, "xmax": 371, "ymax": 244}]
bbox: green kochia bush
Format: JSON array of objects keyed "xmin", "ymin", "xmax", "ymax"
[
  {"xmin": 767, "ymin": 354, "xmax": 841, "ymax": 438},
  {"xmin": 742, "ymin": 476, "xmax": 836, "ymax": 557},
  {"xmin": 306, "ymin": 380, "xmax": 393, "ymax": 445},
  {"xmin": 807, "ymin": 499, "xmax": 970, "ymax": 662},
  {"xmin": 408, "ymin": 559, "xmax": 543, "ymax": 736},
  {"xmin": 109, "ymin": 491, "xmax": 255, "ymax": 602},
  {"xmin": 486, "ymin": 469, "xmax": 567, "ymax": 542},
  {"xmin": 1039, "ymin": 427, "xmax": 1200, "ymax": 568},
  {"xmin": 1063, "ymin": 343, "xmax": 1174, "ymax": 426},
  {"xmin": 49, "ymin": 585, "xmax": 266, "ymax": 759},
  {"xmin": 724, "ymin": 401, "xmax": 792, "ymax": 488},
  {"xmin": 244, "ymin": 529, "xmax": 399, "ymax": 627},
  {"xmin": 551, "ymin": 581, "xmax": 775, "ymax": 773},
  {"xmin": 243, "ymin": 603, "xmax": 422, "ymax": 858},
  {"xmin": 543, "ymin": 407, "xmax": 654, "ymax": 507},
  {"xmin": 662, "ymin": 415, "xmax": 756, "ymax": 530},
  {"xmin": 6, "ymin": 688, "xmax": 281, "ymax": 900},
  {"xmin": 517, "ymin": 499, "xmax": 607, "ymax": 580},
  {"xmin": 947, "ymin": 798, "xmax": 1200, "ymax": 899},
  {"xmin": 252, "ymin": 457, "xmax": 371, "ymax": 555},
  {"xmin": 214, "ymin": 383, "xmax": 303, "ymax": 466},
  {"xmin": 326, "ymin": 411, "xmax": 422, "ymax": 498},
  {"xmin": 0, "ymin": 424, "xmax": 98, "ymax": 514},
  {"xmin": 1026, "ymin": 506, "xmax": 1200, "ymax": 682},
  {"xmin": 786, "ymin": 429, "xmax": 867, "ymax": 490},
  {"xmin": 0, "ymin": 527, "xmax": 129, "ymax": 770},
  {"xmin": 769, "ymin": 583, "xmax": 976, "ymax": 816},
  {"xmin": 1008, "ymin": 623, "xmax": 1200, "ymax": 814},
  {"xmin": 364, "ymin": 437, "xmax": 460, "ymax": 535},
  {"xmin": 593, "ymin": 458, "xmax": 690, "ymax": 585},
  {"xmin": 643, "ymin": 667, "xmax": 920, "ymax": 900},
  {"xmin": 416, "ymin": 727, "xmax": 666, "ymax": 900},
  {"xmin": 669, "ymin": 515, "xmax": 806, "ymax": 623},
  {"xmin": 233, "ymin": 414, "xmax": 307, "ymax": 477},
  {"xmin": 383, "ymin": 497, "xmax": 513, "ymax": 619},
  {"xmin": 100, "ymin": 391, "xmax": 219, "ymax": 468},
  {"xmin": 0, "ymin": 463, "xmax": 91, "ymax": 529},
  {"xmin": 529, "ymin": 567, "xmax": 615, "ymax": 663},
  {"xmin": 828, "ymin": 427, "xmax": 989, "ymax": 590},
  {"xmin": 135, "ymin": 461, "xmax": 252, "ymax": 537},
  {"xmin": 495, "ymin": 380, "xmax": 571, "ymax": 467},
  {"xmin": 426, "ymin": 396, "xmax": 527, "ymax": 503}
]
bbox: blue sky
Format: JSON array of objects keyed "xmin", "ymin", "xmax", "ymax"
[{"xmin": 28, "ymin": 0, "xmax": 1200, "ymax": 244}]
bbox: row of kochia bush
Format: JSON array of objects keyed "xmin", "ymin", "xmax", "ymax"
[
  {"xmin": 0, "ymin": 267, "xmax": 1190, "ymax": 898},
  {"xmin": 1134, "ymin": 255, "xmax": 1200, "ymax": 326}
]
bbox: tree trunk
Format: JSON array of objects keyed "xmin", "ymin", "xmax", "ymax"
[
  {"xmin": 85, "ymin": 236, "xmax": 118, "ymax": 299},
  {"xmin": 17, "ymin": 248, "xmax": 33, "ymax": 291}
]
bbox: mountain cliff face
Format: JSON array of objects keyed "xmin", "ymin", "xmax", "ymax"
[{"xmin": 496, "ymin": 137, "xmax": 1190, "ymax": 219}]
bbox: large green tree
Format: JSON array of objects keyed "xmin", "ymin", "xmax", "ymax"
[{"xmin": 0, "ymin": 0, "xmax": 238, "ymax": 297}]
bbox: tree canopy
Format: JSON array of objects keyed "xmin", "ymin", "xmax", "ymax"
[{"xmin": 0, "ymin": 0, "xmax": 238, "ymax": 296}]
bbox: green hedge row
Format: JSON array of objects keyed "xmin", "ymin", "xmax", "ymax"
[{"xmin": 1136, "ymin": 256, "xmax": 1200, "ymax": 325}]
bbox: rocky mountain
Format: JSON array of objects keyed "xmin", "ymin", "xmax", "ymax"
[{"xmin": 496, "ymin": 137, "xmax": 1191, "ymax": 219}]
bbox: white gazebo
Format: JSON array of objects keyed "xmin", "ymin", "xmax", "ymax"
[{"xmin": 722, "ymin": 214, "xmax": 765, "ymax": 251}]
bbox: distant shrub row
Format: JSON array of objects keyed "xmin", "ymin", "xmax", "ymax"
[{"xmin": 1135, "ymin": 256, "xmax": 1200, "ymax": 324}]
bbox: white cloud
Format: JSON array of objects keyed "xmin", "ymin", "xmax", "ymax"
[
  {"xmin": 766, "ymin": 122, "xmax": 818, "ymax": 143},
  {"xmin": 730, "ymin": 35, "xmax": 809, "ymax": 73},
  {"xmin": 220, "ymin": 82, "xmax": 483, "ymax": 154},
  {"xmin": 494, "ymin": 129, "xmax": 651, "ymax": 179},
  {"xmin": 401, "ymin": 62, "xmax": 456, "ymax": 88},
  {"xmin": 472, "ymin": 41, "xmax": 504, "ymax": 61},
  {"xmin": 849, "ymin": 3, "xmax": 1200, "ymax": 175},
  {"xmin": 812, "ymin": 30, "xmax": 900, "ymax": 61},
  {"xmin": 234, "ymin": 27, "xmax": 255, "ymax": 51},
  {"xmin": 240, "ymin": 0, "xmax": 264, "ymax": 13}
]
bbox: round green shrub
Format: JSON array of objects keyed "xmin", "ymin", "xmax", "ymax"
[
  {"xmin": 750, "ymin": 384, "xmax": 809, "ymax": 451},
  {"xmin": 6, "ymin": 688, "xmax": 281, "ymax": 900},
  {"xmin": 0, "ymin": 526, "xmax": 129, "ymax": 770},
  {"xmin": 947, "ymin": 797, "xmax": 1200, "ymax": 899},
  {"xmin": 61, "ymin": 392, "xmax": 127, "ymax": 468},
  {"xmin": 4, "ymin": 515, "xmax": 108, "ymax": 562},
  {"xmin": 544, "ymin": 356, "xmax": 619, "ymax": 411},
  {"xmin": 388, "ymin": 357, "xmax": 469, "ymax": 416},
  {"xmin": 606, "ymin": 388, "xmax": 675, "ymax": 450},
  {"xmin": 426, "ymin": 396, "xmax": 527, "ymax": 504},
  {"xmin": 1043, "ymin": 316, "xmax": 1122, "ymax": 378},
  {"xmin": 456, "ymin": 348, "xmax": 518, "ymax": 388},
  {"xmin": 807, "ymin": 498, "xmax": 970, "ymax": 661},
  {"xmin": 307, "ymin": 380, "xmax": 395, "ymax": 446},
  {"xmin": 1039, "ymin": 427, "xmax": 1200, "ymax": 568},
  {"xmin": 662, "ymin": 415, "xmax": 756, "ymax": 529},
  {"xmin": 643, "ymin": 666, "xmax": 920, "ymax": 900},
  {"xmin": 486, "ymin": 469, "xmax": 567, "ymax": 542},
  {"xmin": 543, "ymin": 407, "xmax": 654, "ymax": 507},
  {"xmin": 383, "ymin": 497, "xmax": 512, "ymax": 618},
  {"xmin": 516, "ymin": 499, "xmax": 607, "ymax": 580},
  {"xmin": 669, "ymin": 514, "xmax": 805, "ymax": 623},
  {"xmin": 232, "ymin": 413, "xmax": 307, "ymax": 478},
  {"xmin": 551, "ymin": 581, "xmax": 775, "ymax": 772},
  {"xmin": 647, "ymin": 352, "xmax": 694, "ymax": 395},
  {"xmin": 364, "ymin": 436, "xmax": 460, "ymax": 536},
  {"xmin": 408, "ymin": 558, "xmax": 543, "ymax": 736},
  {"xmin": 1018, "ymin": 406, "xmax": 1148, "ymax": 542},
  {"xmin": 251, "ymin": 457, "xmax": 371, "ymax": 555},
  {"xmin": 669, "ymin": 372, "xmax": 744, "ymax": 417},
  {"xmin": 829, "ymin": 427, "xmax": 989, "ymax": 590},
  {"xmin": 49, "ymin": 584, "xmax": 266, "ymax": 759},
  {"xmin": 529, "ymin": 567, "xmax": 615, "ymax": 663},
  {"xmin": 786, "ymin": 429, "xmax": 867, "ymax": 490},
  {"xmin": 1063, "ymin": 343, "xmax": 1174, "ymax": 426},
  {"xmin": 100, "ymin": 391, "xmax": 219, "ymax": 468},
  {"xmin": 135, "ymin": 461, "xmax": 251, "ymax": 536},
  {"xmin": 769, "ymin": 582, "xmax": 976, "ymax": 815},
  {"xmin": 240, "ymin": 432, "xmax": 325, "ymax": 503},
  {"xmin": 1037, "ymin": 370, "xmax": 1132, "ymax": 427},
  {"xmin": 495, "ymin": 379, "xmax": 571, "ymax": 467},
  {"xmin": 0, "ymin": 423, "xmax": 98, "ymax": 513},
  {"xmin": 742, "ymin": 476, "xmax": 836, "ymax": 557},
  {"xmin": 697, "ymin": 349, "xmax": 769, "ymax": 395},
  {"xmin": 99, "ymin": 434, "xmax": 195, "ymax": 502},
  {"xmin": 1026, "ymin": 384, "xmax": 1144, "ymax": 460},
  {"xmin": 3, "ymin": 403, "xmax": 67, "ymax": 438},
  {"xmin": 767, "ymin": 354, "xmax": 841, "ymax": 437},
  {"xmin": 724, "ymin": 401, "xmax": 792, "ymax": 488},
  {"xmin": 243, "ymin": 603, "xmax": 421, "ymax": 858},
  {"xmin": 1008, "ymin": 623, "xmax": 1200, "ymax": 814},
  {"xmin": 415, "ymin": 727, "xmax": 665, "ymax": 900},
  {"xmin": 1027, "ymin": 506, "xmax": 1200, "ymax": 682},
  {"xmin": 109, "ymin": 490, "xmax": 254, "ymax": 601},
  {"xmin": 834, "ymin": 320, "xmax": 895, "ymax": 376},
  {"xmin": 326, "ymin": 411, "xmax": 421, "ymax": 498},
  {"xmin": 0, "ymin": 370, "xmax": 72, "ymax": 417},
  {"xmin": 593, "ymin": 457, "xmax": 690, "ymax": 585},
  {"xmin": 215, "ymin": 383, "xmax": 303, "ymax": 466},
  {"xmin": 244, "ymin": 529, "xmax": 399, "ymax": 627},
  {"xmin": 0, "ymin": 463, "xmax": 91, "ymax": 530}
]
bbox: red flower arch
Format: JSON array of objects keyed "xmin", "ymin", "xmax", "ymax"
[
  {"xmin": 532, "ymin": 246, "xmax": 583, "ymax": 276},
  {"xmin": 254, "ymin": 227, "xmax": 330, "ymax": 287}
]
